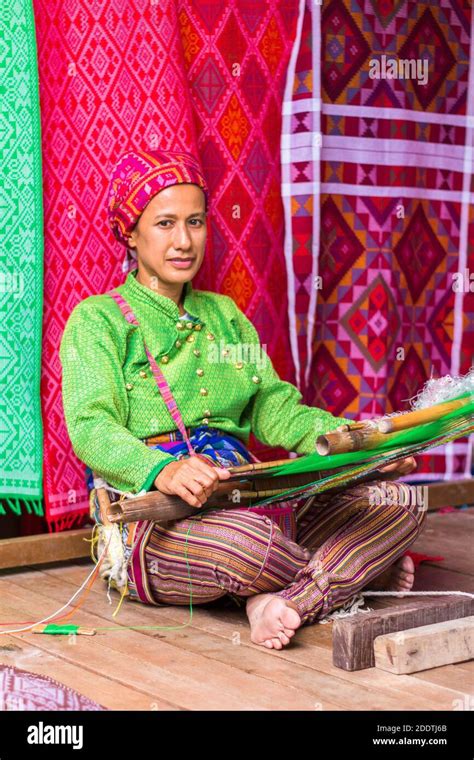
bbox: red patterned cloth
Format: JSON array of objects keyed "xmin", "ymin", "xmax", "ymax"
[
  {"xmin": 179, "ymin": 1, "xmax": 300, "ymax": 459},
  {"xmin": 34, "ymin": 0, "xmax": 300, "ymax": 529}
]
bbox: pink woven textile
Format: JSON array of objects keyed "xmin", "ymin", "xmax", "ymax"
[
  {"xmin": 34, "ymin": 1, "xmax": 300, "ymax": 529},
  {"xmin": 0, "ymin": 665, "xmax": 106, "ymax": 710}
]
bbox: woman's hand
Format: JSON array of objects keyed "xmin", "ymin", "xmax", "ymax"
[
  {"xmin": 154, "ymin": 457, "xmax": 232, "ymax": 508},
  {"xmin": 377, "ymin": 456, "xmax": 417, "ymax": 476},
  {"xmin": 333, "ymin": 424, "xmax": 417, "ymax": 476}
]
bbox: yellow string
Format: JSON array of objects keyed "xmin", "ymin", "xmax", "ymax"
[
  {"xmin": 112, "ymin": 586, "xmax": 128, "ymax": 618},
  {"xmin": 84, "ymin": 523, "xmax": 100, "ymax": 564}
]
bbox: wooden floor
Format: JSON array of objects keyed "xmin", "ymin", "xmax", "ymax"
[{"xmin": 0, "ymin": 509, "xmax": 473, "ymax": 710}]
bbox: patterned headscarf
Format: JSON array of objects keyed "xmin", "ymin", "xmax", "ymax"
[{"xmin": 107, "ymin": 148, "xmax": 209, "ymax": 254}]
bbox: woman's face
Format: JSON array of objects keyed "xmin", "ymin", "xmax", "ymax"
[{"xmin": 127, "ymin": 183, "xmax": 207, "ymax": 286}]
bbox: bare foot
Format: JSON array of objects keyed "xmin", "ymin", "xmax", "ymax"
[
  {"xmin": 365, "ymin": 554, "xmax": 415, "ymax": 593},
  {"xmin": 246, "ymin": 594, "xmax": 302, "ymax": 650}
]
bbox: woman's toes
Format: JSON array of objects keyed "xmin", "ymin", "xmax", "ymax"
[
  {"xmin": 396, "ymin": 573, "xmax": 414, "ymax": 591},
  {"xmin": 280, "ymin": 603, "xmax": 301, "ymax": 631},
  {"xmin": 392, "ymin": 555, "xmax": 415, "ymax": 591},
  {"xmin": 248, "ymin": 597, "xmax": 302, "ymax": 649},
  {"xmin": 399, "ymin": 555, "xmax": 415, "ymax": 573}
]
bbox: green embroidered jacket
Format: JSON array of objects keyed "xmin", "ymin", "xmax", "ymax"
[{"xmin": 59, "ymin": 268, "xmax": 351, "ymax": 494}]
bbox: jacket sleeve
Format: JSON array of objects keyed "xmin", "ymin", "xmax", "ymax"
[
  {"xmin": 59, "ymin": 301, "xmax": 178, "ymax": 493},
  {"xmin": 230, "ymin": 303, "xmax": 355, "ymax": 454}
]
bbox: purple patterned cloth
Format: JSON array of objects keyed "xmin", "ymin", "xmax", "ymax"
[{"xmin": 0, "ymin": 665, "xmax": 107, "ymax": 711}]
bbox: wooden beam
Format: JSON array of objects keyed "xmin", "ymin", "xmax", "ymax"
[
  {"xmin": 427, "ymin": 478, "xmax": 474, "ymax": 510},
  {"xmin": 374, "ymin": 616, "xmax": 474, "ymax": 674},
  {"xmin": 0, "ymin": 528, "xmax": 92, "ymax": 570},
  {"xmin": 332, "ymin": 596, "xmax": 474, "ymax": 671}
]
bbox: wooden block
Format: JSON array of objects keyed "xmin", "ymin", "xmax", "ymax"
[
  {"xmin": 374, "ymin": 616, "xmax": 474, "ymax": 674},
  {"xmin": 332, "ymin": 595, "xmax": 474, "ymax": 671}
]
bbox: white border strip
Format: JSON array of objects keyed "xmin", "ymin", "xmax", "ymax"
[
  {"xmin": 283, "ymin": 182, "xmax": 474, "ymax": 204},
  {"xmin": 282, "ymin": 146, "xmax": 470, "ymax": 174},
  {"xmin": 446, "ymin": 7, "xmax": 474, "ymax": 479},
  {"xmin": 282, "ymin": 133, "xmax": 468, "ymax": 159},
  {"xmin": 305, "ymin": 0, "xmax": 322, "ymax": 389},
  {"xmin": 280, "ymin": 0, "xmax": 306, "ymax": 389},
  {"xmin": 282, "ymin": 97, "xmax": 321, "ymax": 115},
  {"xmin": 322, "ymin": 103, "xmax": 474, "ymax": 128}
]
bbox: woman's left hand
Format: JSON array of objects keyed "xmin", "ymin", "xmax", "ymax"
[{"xmin": 377, "ymin": 456, "xmax": 417, "ymax": 475}]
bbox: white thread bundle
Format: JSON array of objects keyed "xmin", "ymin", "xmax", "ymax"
[
  {"xmin": 409, "ymin": 368, "xmax": 474, "ymax": 410},
  {"xmin": 317, "ymin": 589, "xmax": 474, "ymax": 624}
]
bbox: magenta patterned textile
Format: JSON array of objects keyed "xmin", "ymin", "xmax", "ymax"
[{"xmin": 34, "ymin": 0, "xmax": 300, "ymax": 530}]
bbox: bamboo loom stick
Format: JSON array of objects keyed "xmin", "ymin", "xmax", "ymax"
[
  {"xmin": 316, "ymin": 426, "xmax": 401, "ymax": 456},
  {"xmin": 100, "ymin": 397, "xmax": 474, "ymax": 523},
  {"xmin": 315, "ymin": 399, "xmax": 473, "ymax": 455},
  {"xmin": 334, "ymin": 421, "xmax": 368, "ymax": 432},
  {"xmin": 108, "ymin": 423, "xmax": 466, "ymax": 524},
  {"xmin": 377, "ymin": 395, "xmax": 473, "ymax": 433},
  {"xmin": 96, "ymin": 485, "xmax": 114, "ymax": 526},
  {"xmin": 227, "ymin": 458, "xmax": 294, "ymax": 475},
  {"xmin": 32, "ymin": 625, "xmax": 96, "ymax": 636},
  {"xmin": 107, "ymin": 469, "xmax": 330, "ymax": 524},
  {"xmin": 105, "ymin": 465, "xmax": 394, "ymax": 525}
]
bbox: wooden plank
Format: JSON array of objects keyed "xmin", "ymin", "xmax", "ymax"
[
  {"xmin": 374, "ymin": 616, "xmax": 474, "ymax": 674},
  {"xmin": 28, "ymin": 562, "xmax": 472, "ymax": 711},
  {"xmin": 427, "ymin": 479, "xmax": 474, "ymax": 510},
  {"xmin": 0, "ymin": 529, "xmax": 91, "ymax": 570},
  {"xmin": 0, "ymin": 635, "xmax": 174, "ymax": 711},
  {"xmin": 414, "ymin": 563, "xmax": 474, "ymax": 593},
  {"xmin": 410, "ymin": 511, "xmax": 474, "ymax": 576},
  {"xmin": 412, "ymin": 660, "xmax": 474, "ymax": 695},
  {"xmin": 332, "ymin": 596, "xmax": 474, "ymax": 671},
  {"xmin": 282, "ymin": 624, "xmax": 472, "ymax": 708},
  {"xmin": 0, "ymin": 578, "xmax": 319, "ymax": 711},
  {"xmin": 6, "ymin": 565, "xmax": 404, "ymax": 711},
  {"xmin": 0, "ymin": 567, "xmax": 359, "ymax": 711},
  {"xmin": 180, "ymin": 601, "xmax": 472, "ymax": 709}
]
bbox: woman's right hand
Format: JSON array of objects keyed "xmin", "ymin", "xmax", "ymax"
[{"xmin": 154, "ymin": 457, "xmax": 232, "ymax": 508}]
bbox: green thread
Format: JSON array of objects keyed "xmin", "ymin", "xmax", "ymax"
[
  {"xmin": 93, "ymin": 500, "xmax": 257, "ymax": 632},
  {"xmin": 42, "ymin": 624, "xmax": 81, "ymax": 635},
  {"xmin": 94, "ymin": 515, "xmax": 198, "ymax": 632}
]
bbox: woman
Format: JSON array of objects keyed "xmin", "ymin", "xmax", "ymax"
[{"xmin": 60, "ymin": 148, "xmax": 423, "ymax": 650}]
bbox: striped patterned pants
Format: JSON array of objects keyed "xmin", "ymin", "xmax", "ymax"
[{"xmin": 142, "ymin": 430, "xmax": 427, "ymax": 625}]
